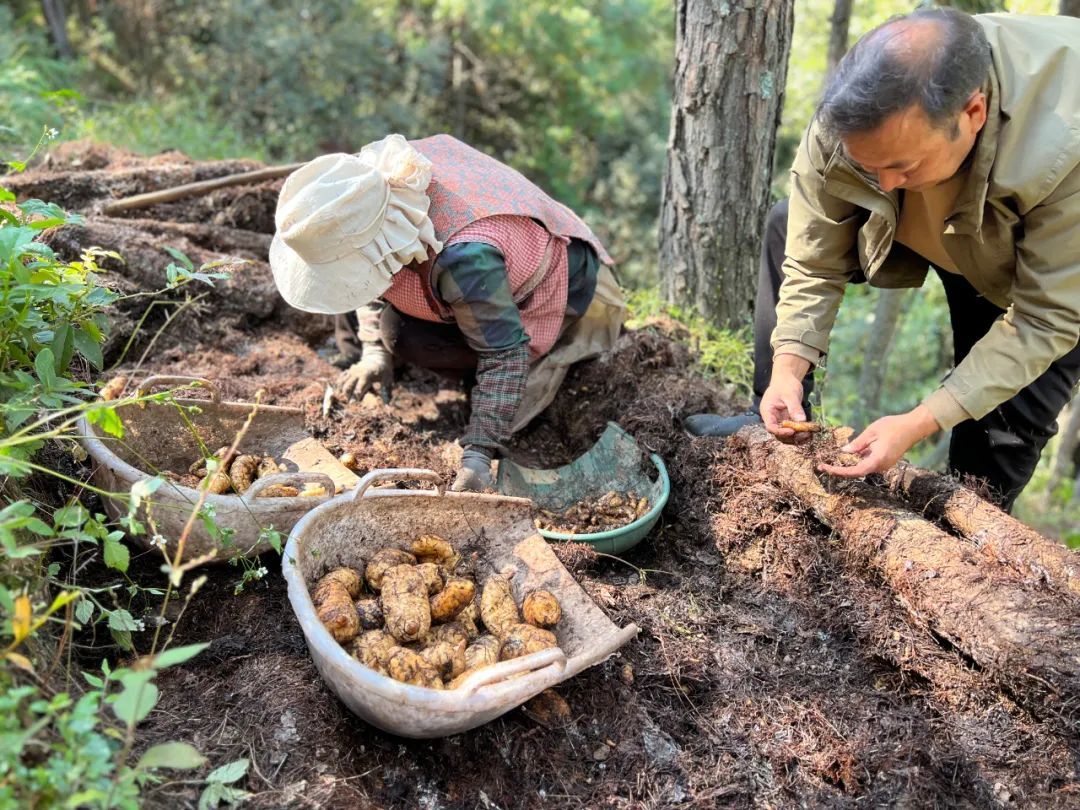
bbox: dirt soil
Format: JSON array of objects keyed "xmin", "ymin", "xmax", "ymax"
[{"xmin": 19, "ymin": 144, "xmax": 1080, "ymax": 808}]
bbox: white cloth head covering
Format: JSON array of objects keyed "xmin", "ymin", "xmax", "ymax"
[{"xmin": 269, "ymin": 134, "xmax": 443, "ymax": 314}]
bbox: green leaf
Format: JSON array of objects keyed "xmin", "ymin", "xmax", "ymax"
[
  {"xmin": 82, "ymin": 671, "xmax": 104, "ymax": 688},
  {"xmin": 86, "ymin": 403, "xmax": 125, "ymax": 439},
  {"xmin": 199, "ymin": 782, "xmax": 224, "ymax": 810},
  {"xmin": 163, "ymin": 246, "xmax": 195, "ymax": 272},
  {"xmin": 137, "ymin": 741, "xmax": 207, "ymax": 771},
  {"xmin": 19, "ymin": 199, "xmax": 67, "ymax": 224},
  {"xmin": 206, "ymin": 758, "xmax": 249, "ymax": 785},
  {"xmin": 52, "ymin": 323, "xmax": 75, "ymax": 372},
  {"xmin": 112, "ymin": 679, "xmax": 159, "ymax": 725},
  {"xmin": 45, "ymin": 590, "xmax": 81, "ymax": 615},
  {"xmin": 107, "ymin": 608, "xmax": 139, "ymax": 632},
  {"xmin": 34, "ymin": 348, "xmax": 57, "ymax": 392},
  {"xmin": 54, "ymin": 504, "xmax": 88, "ymax": 528},
  {"xmin": 153, "ymin": 642, "xmax": 210, "ymax": 669},
  {"xmin": 130, "ymin": 477, "xmax": 164, "ymax": 510},
  {"xmin": 73, "ymin": 326, "xmax": 104, "ymax": 369},
  {"xmin": 104, "ymin": 534, "xmax": 130, "ymax": 572},
  {"xmin": 75, "ymin": 598, "xmax": 94, "ymax": 625}
]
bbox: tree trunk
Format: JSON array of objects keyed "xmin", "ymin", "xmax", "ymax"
[
  {"xmin": 1046, "ymin": 390, "xmax": 1080, "ymax": 497},
  {"xmin": 825, "ymin": 0, "xmax": 853, "ymax": 82},
  {"xmin": 855, "ymin": 288, "xmax": 909, "ymax": 430},
  {"xmin": 41, "ymin": 0, "xmax": 74, "ymax": 59},
  {"xmin": 1060, "ymin": 0, "xmax": 1080, "ymax": 17},
  {"xmin": 659, "ymin": 0, "xmax": 794, "ymax": 330}
]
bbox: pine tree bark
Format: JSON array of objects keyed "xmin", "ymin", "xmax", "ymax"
[
  {"xmin": 659, "ymin": 0, "xmax": 794, "ymax": 330},
  {"xmin": 40, "ymin": 0, "xmax": 74, "ymax": 59},
  {"xmin": 1060, "ymin": 0, "xmax": 1080, "ymax": 17},
  {"xmin": 825, "ymin": 0, "xmax": 854, "ymax": 81}
]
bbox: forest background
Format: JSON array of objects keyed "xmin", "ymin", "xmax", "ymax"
[{"xmin": 1, "ymin": 0, "xmax": 1074, "ymax": 542}]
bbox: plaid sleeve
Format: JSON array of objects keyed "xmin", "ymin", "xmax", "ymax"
[{"xmin": 434, "ymin": 242, "xmax": 530, "ymax": 454}]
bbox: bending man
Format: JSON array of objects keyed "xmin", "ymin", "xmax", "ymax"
[{"xmin": 688, "ymin": 8, "xmax": 1080, "ymax": 510}]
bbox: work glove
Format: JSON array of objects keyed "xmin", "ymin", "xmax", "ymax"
[
  {"xmin": 451, "ymin": 448, "xmax": 494, "ymax": 492},
  {"xmin": 337, "ymin": 341, "xmax": 393, "ymax": 403}
]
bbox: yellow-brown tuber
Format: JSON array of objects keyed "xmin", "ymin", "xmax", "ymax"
[
  {"xmin": 416, "ymin": 562, "xmax": 444, "ymax": 595},
  {"xmin": 521, "ymin": 589, "xmax": 561, "ymax": 628},
  {"xmin": 499, "ymin": 623, "xmax": 557, "ymax": 661},
  {"xmin": 229, "ymin": 455, "xmax": 260, "ymax": 494},
  {"xmin": 354, "ymin": 599, "xmax": 384, "ymax": 631},
  {"xmin": 365, "ymin": 548, "xmax": 417, "ymax": 591},
  {"xmin": 312, "ymin": 567, "xmax": 363, "ymax": 643},
  {"xmin": 480, "ymin": 575, "xmax": 520, "ymax": 637},
  {"xmin": 430, "ymin": 577, "xmax": 476, "ymax": 623},
  {"xmin": 387, "ymin": 647, "xmax": 443, "ymax": 689},
  {"xmin": 380, "ymin": 564, "xmax": 431, "ymax": 642},
  {"xmin": 464, "ymin": 635, "xmax": 501, "ymax": 670},
  {"xmin": 420, "ymin": 639, "xmax": 467, "ymax": 680}
]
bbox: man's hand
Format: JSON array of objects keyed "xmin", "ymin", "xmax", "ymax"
[
  {"xmin": 451, "ymin": 449, "xmax": 494, "ymax": 492},
  {"xmin": 761, "ymin": 354, "xmax": 812, "ymax": 440},
  {"xmin": 337, "ymin": 342, "xmax": 393, "ymax": 403},
  {"xmin": 818, "ymin": 405, "xmax": 940, "ymax": 478}
]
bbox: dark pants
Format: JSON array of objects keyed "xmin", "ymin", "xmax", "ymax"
[
  {"xmin": 756, "ymin": 199, "xmax": 1080, "ymax": 510},
  {"xmin": 335, "ymin": 308, "xmax": 479, "ymax": 379}
]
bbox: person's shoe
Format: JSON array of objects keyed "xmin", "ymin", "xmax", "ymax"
[{"xmin": 685, "ymin": 410, "xmax": 762, "ymax": 438}]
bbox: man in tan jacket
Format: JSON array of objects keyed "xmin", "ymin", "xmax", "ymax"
[{"xmin": 687, "ymin": 8, "xmax": 1080, "ymax": 510}]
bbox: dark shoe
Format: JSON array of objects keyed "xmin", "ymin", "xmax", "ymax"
[{"xmin": 685, "ymin": 410, "xmax": 762, "ymax": 438}]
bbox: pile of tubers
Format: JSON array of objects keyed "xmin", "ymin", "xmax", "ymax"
[
  {"xmin": 309, "ymin": 534, "xmax": 562, "ymax": 690},
  {"xmin": 534, "ymin": 490, "xmax": 649, "ymax": 534},
  {"xmin": 165, "ymin": 447, "xmax": 324, "ymax": 497}
]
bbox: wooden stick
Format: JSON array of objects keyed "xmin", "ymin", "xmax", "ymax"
[{"xmin": 100, "ymin": 163, "xmax": 304, "ymax": 216}]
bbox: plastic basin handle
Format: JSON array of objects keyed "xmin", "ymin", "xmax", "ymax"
[
  {"xmin": 135, "ymin": 375, "xmax": 221, "ymax": 403},
  {"xmin": 352, "ymin": 468, "xmax": 446, "ymax": 501},
  {"xmin": 455, "ymin": 647, "xmax": 567, "ymax": 696},
  {"xmin": 242, "ymin": 472, "xmax": 336, "ymax": 503}
]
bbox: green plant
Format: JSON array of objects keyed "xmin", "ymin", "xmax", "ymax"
[
  {"xmin": 199, "ymin": 758, "xmax": 251, "ymax": 809},
  {"xmin": 0, "ymin": 643, "xmax": 210, "ymax": 809},
  {"xmin": 625, "ymin": 286, "xmax": 754, "ymax": 396},
  {"xmin": 0, "ymin": 158, "xmax": 271, "ymax": 805}
]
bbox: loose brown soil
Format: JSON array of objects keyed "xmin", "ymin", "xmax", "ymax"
[{"xmin": 15, "ymin": 145, "xmax": 1080, "ymax": 808}]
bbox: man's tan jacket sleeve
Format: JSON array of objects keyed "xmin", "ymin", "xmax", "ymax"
[
  {"xmin": 922, "ymin": 160, "xmax": 1080, "ymax": 429},
  {"xmin": 772, "ymin": 124, "xmax": 863, "ymax": 366}
]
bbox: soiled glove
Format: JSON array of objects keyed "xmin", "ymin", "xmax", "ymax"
[
  {"xmin": 451, "ymin": 449, "xmax": 494, "ymax": 492},
  {"xmin": 337, "ymin": 341, "xmax": 393, "ymax": 403}
]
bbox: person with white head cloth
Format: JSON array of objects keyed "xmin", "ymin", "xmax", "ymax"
[{"xmin": 270, "ymin": 134, "xmax": 625, "ymax": 491}]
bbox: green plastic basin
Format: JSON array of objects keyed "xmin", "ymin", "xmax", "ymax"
[{"xmin": 496, "ymin": 422, "xmax": 670, "ymax": 555}]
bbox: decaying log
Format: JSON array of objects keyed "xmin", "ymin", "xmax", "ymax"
[
  {"xmin": 100, "ymin": 163, "xmax": 303, "ymax": 216},
  {"xmin": 90, "ymin": 216, "xmax": 272, "ymax": 257},
  {"xmin": 740, "ymin": 426, "xmax": 1080, "ymax": 728},
  {"xmin": 1, "ymin": 160, "xmax": 264, "ymax": 212},
  {"xmin": 885, "ymin": 464, "xmax": 1080, "ymax": 598}
]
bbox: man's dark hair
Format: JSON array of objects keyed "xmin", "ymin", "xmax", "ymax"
[{"xmin": 818, "ymin": 7, "xmax": 991, "ymax": 139}]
